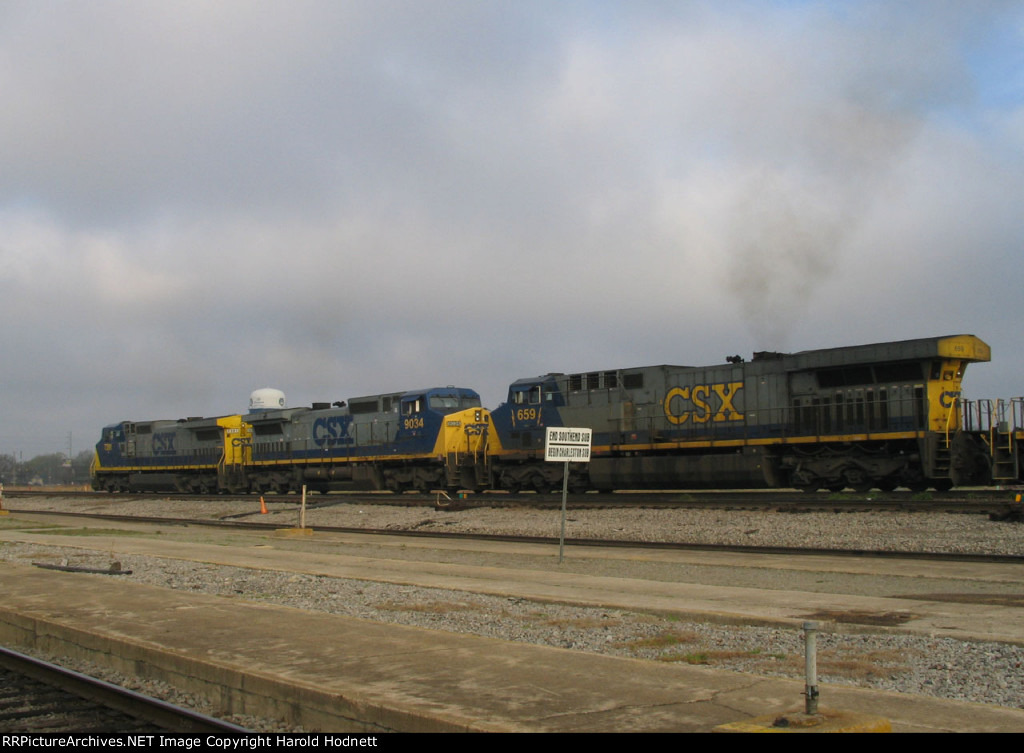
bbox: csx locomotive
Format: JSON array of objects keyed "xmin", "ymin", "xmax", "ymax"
[
  {"xmin": 484, "ymin": 334, "xmax": 998, "ymax": 493},
  {"xmin": 92, "ymin": 334, "xmax": 1018, "ymax": 494},
  {"xmin": 92, "ymin": 386, "xmax": 490, "ymax": 494}
]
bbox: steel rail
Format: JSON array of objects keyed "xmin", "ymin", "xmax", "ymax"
[
  {"xmin": 8, "ymin": 507, "xmax": 1024, "ymax": 565},
  {"xmin": 0, "ymin": 646, "xmax": 252, "ymax": 734},
  {"xmin": 6, "ymin": 487, "xmax": 1024, "ymax": 514}
]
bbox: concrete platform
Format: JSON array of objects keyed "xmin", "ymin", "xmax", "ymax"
[
  {"xmin": 2, "ymin": 563, "xmax": 1024, "ymax": 733},
  {"xmin": 4, "ymin": 524, "xmax": 1024, "ymax": 645}
]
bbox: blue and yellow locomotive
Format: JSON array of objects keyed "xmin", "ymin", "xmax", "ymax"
[
  {"xmin": 92, "ymin": 386, "xmax": 491, "ymax": 494},
  {"xmin": 241, "ymin": 386, "xmax": 490, "ymax": 494},
  {"xmin": 91, "ymin": 414, "xmax": 249, "ymax": 493}
]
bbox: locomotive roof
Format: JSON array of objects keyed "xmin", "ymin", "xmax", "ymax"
[
  {"xmin": 348, "ymin": 386, "xmax": 480, "ymax": 401},
  {"xmin": 781, "ymin": 334, "xmax": 990, "ymax": 369},
  {"xmin": 243, "ymin": 406, "xmax": 310, "ymax": 422},
  {"xmin": 509, "ymin": 334, "xmax": 990, "ymax": 384}
]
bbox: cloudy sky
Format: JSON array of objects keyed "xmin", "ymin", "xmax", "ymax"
[{"xmin": 1, "ymin": 0, "xmax": 1022, "ymax": 459}]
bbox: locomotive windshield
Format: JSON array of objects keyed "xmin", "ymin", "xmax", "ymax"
[
  {"xmin": 511, "ymin": 386, "xmax": 542, "ymax": 405},
  {"xmin": 428, "ymin": 395, "xmax": 481, "ymax": 410},
  {"xmin": 401, "ymin": 393, "xmax": 481, "ymax": 414}
]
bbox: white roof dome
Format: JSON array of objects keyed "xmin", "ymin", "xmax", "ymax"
[{"xmin": 250, "ymin": 388, "xmax": 286, "ymax": 411}]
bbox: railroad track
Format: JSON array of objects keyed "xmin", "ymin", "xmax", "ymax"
[
  {"xmin": 0, "ymin": 647, "xmax": 251, "ymax": 733},
  {"xmin": 7, "ymin": 507, "xmax": 1024, "ymax": 565},
  {"xmin": 6, "ymin": 487, "xmax": 1024, "ymax": 514}
]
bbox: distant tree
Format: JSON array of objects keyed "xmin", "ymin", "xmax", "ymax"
[
  {"xmin": 23, "ymin": 453, "xmax": 70, "ymax": 486},
  {"xmin": 71, "ymin": 450, "xmax": 94, "ymax": 484},
  {"xmin": 0, "ymin": 453, "xmax": 16, "ymax": 485}
]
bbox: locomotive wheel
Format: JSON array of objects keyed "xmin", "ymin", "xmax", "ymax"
[
  {"xmin": 790, "ymin": 469, "xmax": 819, "ymax": 493},
  {"xmin": 844, "ymin": 469, "xmax": 873, "ymax": 493},
  {"xmin": 932, "ymin": 479, "xmax": 954, "ymax": 492},
  {"xmin": 901, "ymin": 469, "xmax": 929, "ymax": 493}
]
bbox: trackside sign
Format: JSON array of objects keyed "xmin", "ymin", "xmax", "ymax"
[{"xmin": 545, "ymin": 427, "xmax": 592, "ymax": 462}]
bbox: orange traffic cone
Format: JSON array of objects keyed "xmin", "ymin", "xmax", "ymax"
[{"xmin": 259, "ymin": 496, "xmax": 268, "ymax": 514}]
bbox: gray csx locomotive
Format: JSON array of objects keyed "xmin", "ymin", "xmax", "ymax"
[
  {"xmin": 93, "ymin": 334, "xmax": 1020, "ymax": 493},
  {"xmin": 483, "ymin": 334, "xmax": 1005, "ymax": 493}
]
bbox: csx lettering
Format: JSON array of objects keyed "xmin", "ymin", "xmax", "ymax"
[
  {"xmin": 153, "ymin": 433, "xmax": 176, "ymax": 454},
  {"xmin": 313, "ymin": 416, "xmax": 352, "ymax": 447},
  {"xmin": 940, "ymin": 390, "xmax": 961, "ymax": 409},
  {"xmin": 664, "ymin": 382, "xmax": 744, "ymax": 425}
]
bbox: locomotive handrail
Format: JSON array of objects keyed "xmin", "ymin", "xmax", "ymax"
[
  {"xmin": 943, "ymin": 397, "xmax": 958, "ymax": 447},
  {"xmin": 1013, "ymin": 397, "xmax": 1024, "ymax": 432}
]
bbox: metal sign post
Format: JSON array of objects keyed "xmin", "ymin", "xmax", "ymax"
[{"xmin": 544, "ymin": 427, "xmax": 592, "ymax": 563}]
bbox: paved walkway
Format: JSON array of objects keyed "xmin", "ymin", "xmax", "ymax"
[
  {"xmin": 1, "ymin": 522, "xmax": 1023, "ymax": 732},
  {"xmin": 3, "ymin": 525, "xmax": 1023, "ymax": 644}
]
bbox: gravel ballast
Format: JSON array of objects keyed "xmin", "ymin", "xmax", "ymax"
[{"xmin": 2, "ymin": 495, "xmax": 1023, "ymax": 720}]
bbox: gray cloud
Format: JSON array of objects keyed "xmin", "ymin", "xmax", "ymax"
[{"xmin": 0, "ymin": 0, "xmax": 1022, "ymax": 456}]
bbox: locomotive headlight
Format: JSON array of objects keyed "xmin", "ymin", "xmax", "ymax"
[{"xmin": 475, "ymin": 410, "xmax": 482, "ymax": 422}]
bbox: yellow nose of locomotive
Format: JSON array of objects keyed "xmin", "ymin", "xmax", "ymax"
[
  {"xmin": 438, "ymin": 407, "xmax": 493, "ymax": 457},
  {"xmin": 434, "ymin": 406, "xmax": 498, "ymax": 491}
]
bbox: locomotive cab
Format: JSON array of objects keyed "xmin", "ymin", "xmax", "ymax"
[{"xmin": 501, "ymin": 375, "xmax": 565, "ymax": 448}]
